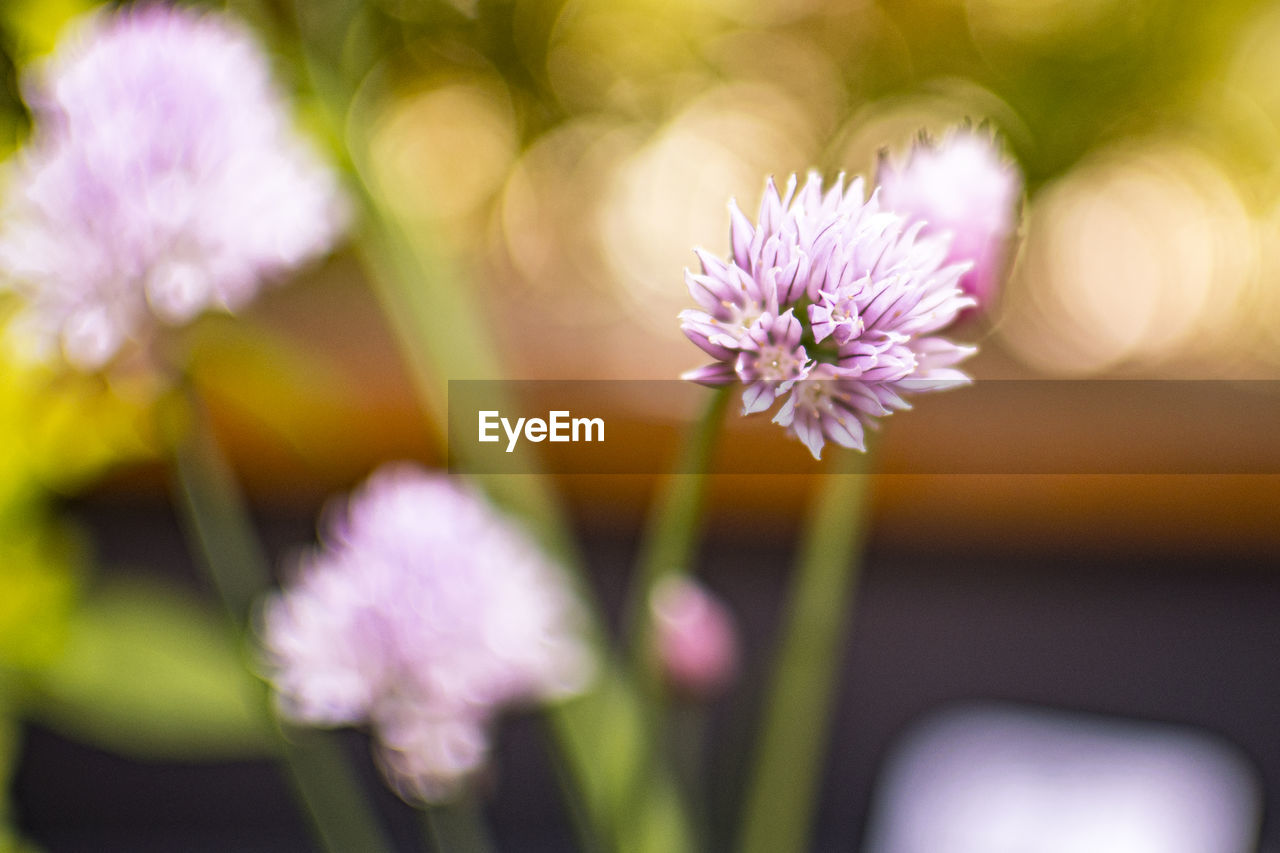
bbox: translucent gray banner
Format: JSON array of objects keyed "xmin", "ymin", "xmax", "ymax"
[{"xmin": 447, "ymin": 380, "xmax": 1280, "ymax": 474}]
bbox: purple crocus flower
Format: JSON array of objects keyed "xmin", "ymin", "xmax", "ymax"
[
  {"xmin": 681, "ymin": 164, "xmax": 992, "ymax": 460},
  {"xmin": 261, "ymin": 465, "xmax": 593, "ymax": 803},
  {"xmin": 0, "ymin": 5, "xmax": 347, "ymax": 369},
  {"xmin": 876, "ymin": 128, "xmax": 1022, "ymax": 310}
]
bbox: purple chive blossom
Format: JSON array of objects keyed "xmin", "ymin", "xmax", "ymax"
[
  {"xmin": 876, "ymin": 128, "xmax": 1021, "ymax": 310},
  {"xmin": 261, "ymin": 465, "xmax": 593, "ymax": 803},
  {"xmin": 735, "ymin": 309, "xmax": 811, "ymax": 415},
  {"xmin": 809, "ymin": 281, "xmax": 866, "ymax": 345},
  {"xmin": 681, "ymin": 166, "xmax": 985, "ymax": 460},
  {"xmin": 0, "ymin": 5, "xmax": 347, "ymax": 370}
]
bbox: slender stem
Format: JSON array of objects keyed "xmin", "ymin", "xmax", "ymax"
[
  {"xmin": 546, "ymin": 669, "xmax": 696, "ymax": 853},
  {"xmin": 170, "ymin": 391, "xmax": 392, "ymax": 853},
  {"xmin": 277, "ymin": 727, "xmax": 393, "ymax": 853},
  {"xmin": 350, "ymin": 202, "xmax": 576, "ymax": 563},
  {"xmin": 627, "ymin": 387, "xmax": 730, "ymax": 674},
  {"xmin": 424, "ymin": 798, "xmax": 496, "ymax": 853},
  {"xmin": 612, "ymin": 387, "xmax": 728, "ymax": 851},
  {"xmin": 170, "ymin": 405, "xmax": 270, "ymax": 626},
  {"xmin": 666, "ymin": 702, "xmax": 709, "ymax": 830},
  {"xmin": 738, "ymin": 446, "xmax": 876, "ymax": 853}
]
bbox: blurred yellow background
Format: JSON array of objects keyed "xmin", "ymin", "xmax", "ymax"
[{"xmin": 6, "ymin": 0, "xmax": 1278, "ymax": 553}]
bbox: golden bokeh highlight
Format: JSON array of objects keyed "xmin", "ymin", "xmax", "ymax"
[
  {"xmin": 965, "ymin": 0, "xmax": 1145, "ymax": 54},
  {"xmin": 599, "ymin": 83, "xmax": 818, "ymax": 339},
  {"xmin": 366, "ymin": 79, "xmax": 519, "ymax": 236},
  {"xmin": 999, "ymin": 141, "xmax": 1258, "ymax": 375}
]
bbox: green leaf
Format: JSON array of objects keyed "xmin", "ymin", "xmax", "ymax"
[
  {"xmin": 0, "ymin": 516, "xmax": 80, "ymax": 675},
  {"xmin": 29, "ymin": 578, "xmax": 273, "ymax": 760}
]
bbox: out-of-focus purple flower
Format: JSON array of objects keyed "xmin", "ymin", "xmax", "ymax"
[
  {"xmin": 649, "ymin": 576, "xmax": 737, "ymax": 700},
  {"xmin": 680, "ymin": 168, "xmax": 978, "ymax": 460},
  {"xmin": 876, "ymin": 129, "xmax": 1021, "ymax": 310},
  {"xmin": 0, "ymin": 5, "xmax": 347, "ymax": 370},
  {"xmin": 261, "ymin": 465, "xmax": 593, "ymax": 803}
]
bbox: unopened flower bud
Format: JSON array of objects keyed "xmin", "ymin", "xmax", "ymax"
[
  {"xmin": 877, "ymin": 128, "xmax": 1022, "ymax": 313},
  {"xmin": 650, "ymin": 576, "xmax": 738, "ymax": 699}
]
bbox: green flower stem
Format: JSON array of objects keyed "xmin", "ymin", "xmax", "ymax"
[
  {"xmin": 627, "ymin": 386, "xmax": 730, "ymax": 675},
  {"xmin": 738, "ymin": 446, "xmax": 876, "ymax": 853},
  {"xmin": 276, "ymin": 727, "xmax": 393, "ymax": 853},
  {"xmin": 170, "ymin": 391, "xmax": 392, "ymax": 853},
  {"xmin": 170, "ymin": 400, "xmax": 270, "ymax": 625},
  {"xmin": 609, "ymin": 387, "xmax": 728, "ymax": 850},
  {"xmin": 425, "ymin": 798, "xmax": 496, "ymax": 853},
  {"xmin": 666, "ymin": 701, "xmax": 711, "ymax": 830},
  {"xmin": 350, "ymin": 203, "xmax": 575, "ymax": 563}
]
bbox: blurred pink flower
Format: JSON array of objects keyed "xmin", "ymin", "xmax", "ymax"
[
  {"xmin": 261, "ymin": 465, "xmax": 593, "ymax": 803},
  {"xmin": 877, "ymin": 129, "xmax": 1022, "ymax": 310},
  {"xmin": 681, "ymin": 171, "xmax": 976, "ymax": 459},
  {"xmin": 0, "ymin": 5, "xmax": 347, "ymax": 369},
  {"xmin": 650, "ymin": 576, "xmax": 738, "ymax": 699}
]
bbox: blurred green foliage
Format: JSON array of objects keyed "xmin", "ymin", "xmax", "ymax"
[
  {"xmin": 29, "ymin": 578, "xmax": 272, "ymax": 759},
  {"xmin": 0, "ymin": 335, "xmax": 157, "ymax": 681},
  {"xmin": 279, "ymin": 0, "xmax": 1280, "ymax": 188},
  {"xmin": 0, "ymin": 341, "xmax": 276, "ymax": 794},
  {"xmin": 0, "ymin": 513, "xmax": 79, "ymax": 677},
  {"xmin": 0, "ymin": 341, "xmax": 269, "ymax": 847}
]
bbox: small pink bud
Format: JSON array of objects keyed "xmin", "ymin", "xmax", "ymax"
[{"xmin": 650, "ymin": 576, "xmax": 738, "ymax": 699}]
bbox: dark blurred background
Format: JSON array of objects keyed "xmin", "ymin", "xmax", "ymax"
[{"xmin": 11, "ymin": 488, "xmax": 1280, "ymax": 851}]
